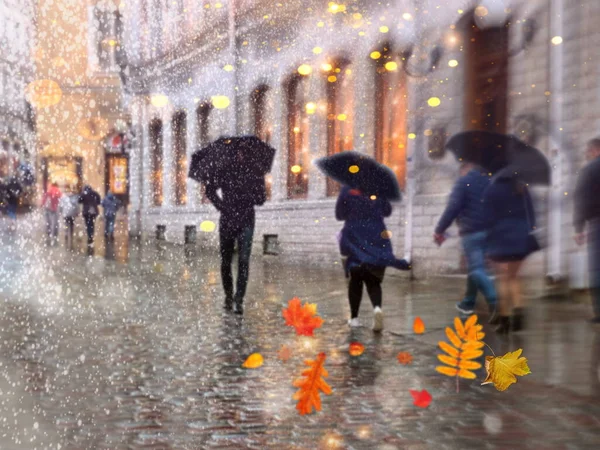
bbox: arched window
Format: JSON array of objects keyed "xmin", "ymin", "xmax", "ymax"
[
  {"xmin": 250, "ymin": 84, "xmax": 273, "ymax": 199},
  {"xmin": 149, "ymin": 119, "xmax": 163, "ymax": 206},
  {"xmin": 463, "ymin": 17, "xmax": 509, "ymax": 132},
  {"xmin": 196, "ymin": 103, "xmax": 213, "ymax": 203},
  {"xmin": 374, "ymin": 44, "xmax": 407, "ymax": 189},
  {"xmin": 172, "ymin": 110, "xmax": 187, "ymax": 206},
  {"xmin": 325, "ymin": 58, "xmax": 354, "ymax": 196},
  {"xmin": 286, "ymin": 75, "xmax": 310, "ymax": 199}
]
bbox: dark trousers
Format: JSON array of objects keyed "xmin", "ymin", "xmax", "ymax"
[
  {"xmin": 64, "ymin": 217, "xmax": 74, "ymax": 240},
  {"xmin": 589, "ymin": 219, "xmax": 600, "ymax": 318},
  {"xmin": 220, "ymin": 225, "xmax": 254, "ymax": 302},
  {"xmin": 105, "ymin": 215, "xmax": 116, "ymax": 237},
  {"xmin": 348, "ymin": 265, "xmax": 384, "ymax": 319},
  {"xmin": 83, "ymin": 214, "xmax": 96, "ymax": 244}
]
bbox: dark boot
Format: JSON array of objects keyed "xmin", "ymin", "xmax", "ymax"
[
  {"xmin": 488, "ymin": 304, "xmax": 500, "ymax": 325},
  {"xmin": 512, "ymin": 308, "xmax": 525, "ymax": 332},
  {"xmin": 224, "ymin": 296, "xmax": 233, "ymax": 311},
  {"xmin": 233, "ymin": 296, "xmax": 244, "ymax": 315},
  {"xmin": 495, "ymin": 316, "xmax": 510, "ymax": 334}
]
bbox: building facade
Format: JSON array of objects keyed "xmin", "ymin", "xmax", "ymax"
[
  {"xmin": 122, "ymin": 0, "xmax": 598, "ymax": 281},
  {"xmin": 33, "ymin": 0, "xmax": 128, "ymax": 200},
  {"xmin": 0, "ymin": 0, "xmax": 37, "ymax": 201}
]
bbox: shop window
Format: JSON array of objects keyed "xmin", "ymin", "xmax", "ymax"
[
  {"xmin": 286, "ymin": 75, "xmax": 310, "ymax": 200},
  {"xmin": 172, "ymin": 111, "xmax": 187, "ymax": 206},
  {"xmin": 149, "ymin": 119, "xmax": 163, "ymax": 206},
  {"xmin": 326, "ymin": 58, "xmax": 354, "ymax": 196},
  {"xmin": 374, "ymin": 44, "xmax": 407, "ymax": 190},
  {"xmin": 463, "ymin": 17, "xmax": 509, "ymax": 132}
]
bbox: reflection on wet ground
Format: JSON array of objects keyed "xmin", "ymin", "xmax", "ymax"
[{"xmin": 0, "ymin": 214, "xmax": 599, "ymax": 448}]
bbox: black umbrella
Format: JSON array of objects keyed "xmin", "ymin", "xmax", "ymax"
[
  {"xmin": 315, "ymin": 151, "xmax": 401, "ymax": 201},
  {"xmin": 445, "ymin": 130, "xmax": 550, "ymax": 185},
  {"xmin": 188, "ymin": 136, "xmax": 276, "ymax": 185}
]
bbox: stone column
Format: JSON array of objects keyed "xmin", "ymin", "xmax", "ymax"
[
  {"xmin": 353, "ymin": 55, "xmax": 376, "ymax": 157},
  {"xmin": 307, "ymin": 76, "xmax": 327, "ymax": 200},
  {"xmin": 161, "ymin": 110, "xmax": 174, "ymax": 208},
  {"xmin": 270, "ymin": 84, "xmax": 286, "ymax": 202},
  {"xmin": 142, "ymin": 105, "xmax": 154, "ymax": 211},
  {"xmin": 186, "ymin": 102, "xmax": 199, "ymax": 208},
  {"xmin": 128, "ymin": 98, "xmax": 144, "ymax": 236}
]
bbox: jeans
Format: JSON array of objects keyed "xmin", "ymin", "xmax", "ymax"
[
  {"xmin": 105, "ymin": 215, "xmax": 116, "ymax": 236},
  {"xmin": 588, "ymin": 219, "xmax": 600, "ymax": 318},
  {"xmin": 219, "ymin": 224, "xmax": 254, "ymax": 302},
  {"xmin": 461, "ymin": 231, "xmax": 497, "ymax": 308},
  {"xmin": 83, "ymin": 214, "xmax": 97, "ymax": 244},
  {"xmin": 45, "ymin": 210, "xmax": 59, "ymax": 238},
  {"xmin": 6, "ymin": 203, "xmax": 17, "ymax": 220},
  {"xmin": 64, "ymin": 217, "xmax": 75, "ymax": 240}
]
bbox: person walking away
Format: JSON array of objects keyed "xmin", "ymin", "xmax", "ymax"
[
  {"xmin": 336, "ymin": 186, "xmax": 410, "ymax": 331},
  {"xmin": 5, "ymin": 178, "xmax": 22, "ymax": 228},
  {"xmin": 574, "ymin": 137, "xmax": 600, "ymax": 324},
  {"xmin": 205, "ymin": 156, "xmax": 266, "ymax": 315},
  {"xmin": 101, "ymin": 191, "xmax": 121, "ymax": 240},
  {"xmin": 483, "ymin": 178, "xmax": 540, "ymax": 333},
  {"xmin": 59, "ymin": 192, "xmax": 80, "ymax": 246},
  {"xmin": 79, "ymin": 185, "xmax": 101, "ymax": 247},
  {"xmin": 41, "ymin": 182, "xmax": 62, "ymax": 244},
  {"xmin": 433, "ymin": 163, "xmax": 498, "ymax": 322}
]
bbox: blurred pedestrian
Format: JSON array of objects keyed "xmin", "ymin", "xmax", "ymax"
[
  {"xmin": 433, "ymin": 163, "xmax": 498, "ymax": 322},
  {"xmin": 574, "ymin": 137, "xmax": 600, "ymax": 324},
  {"xmin": 205, "ymin": 152, "xmax": 266, "ymax": 315},
  {"xmin": 483, "ymin": 178, "xmax": 540, "ymax": 333},
  {"xmin": 41, "ymin": 182, "xmax": 62, "ymax": 244},
  {"xmin": 6, "ymin": 177, "xmax": 22, "ymax": 223},
  {"xmin": 59, "ymin": 191, "xmax": 80, "ymax": 245},
  {"xmin": 101, "ymin": 191, "xmax": 121, "ymax": 240},
  {"xmin": 336, "ymin": 186, "xmax": 410, "ymax": 331},
  {"xmin": 79, "ymin": 185, "xmax": 101, "ymax": 247}
]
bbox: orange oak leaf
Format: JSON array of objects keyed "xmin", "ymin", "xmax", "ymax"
[
  {"xmin": 413, "ymin": 317, "xmax": 425, "ymax": 334},
  {"xmin": 397, "ymin": 351, "xmax": 413, "ymax": 365},
  {"xmin": 278, "ymin": 345, "xmax": 292, "ymax": 362},
  {"xmin": 282, "ymin": 297, "xmax": 324, "ymax": 337},
  {"xmin": 349, "ymin": 342, "xmax": 365, "ymax": 356},
  {"xmin": 292, "ymin": 352, "xmax": 332, "ymax": 415},
  {"xmin": 410, "ymin": 389, "xmax": 432, "ymax": 408}
]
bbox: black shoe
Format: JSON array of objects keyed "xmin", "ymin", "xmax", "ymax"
[
  {"xmin": 224, "ymin": 296, "xmax": 233, "ymax": 311},
  {"xmin": 488, "ymin": 305, "xmax": 500, "ymax": 325},
  {"xmin": 233, "ymin": 298, "xmax": 244, "ymax": 315},
  {"xmin": 512, "ymin": 308, "xmax": 525, "ymax": 332},
  {"xmin": 495, "ymin": 316, "xmax": 510, "ymax": 334}
]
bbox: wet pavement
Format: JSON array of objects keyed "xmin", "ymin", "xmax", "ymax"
[{"xmin": 1, "ymin": 213, "xmax": 599, "ymax": 449}]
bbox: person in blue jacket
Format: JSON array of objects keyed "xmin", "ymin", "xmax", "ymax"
[
  {"xmin": 336, "ymin": 186, "xmax": 410, "ymax": 332},
  {"xmin": 483, "ymin": 177, "xmax": 540, "ymax": 333},
  {"xmin": 434, "ymin": 163, "xmax": 498, "ymax": 322}
]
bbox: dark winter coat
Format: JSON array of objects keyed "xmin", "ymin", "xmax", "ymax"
[
  {"xmin": 435, "ymin": 169, "xmax": 492, "ymax": 236},
  {"xmin": 6, "ymin": 179, "xmax": 22, "ymax": 206},
  {"xmin": 336, "ymin": 186, "xmax": 408, "ymax": 276},
  {"xmin": 79, "ymin": 185, "xmax": 101, "ymax": 217},
  {"xmin": 574, "ymin": 156, "xmax": 600, "ymax": 233},
  {"xmin": 101, "ymin": 192, "xmax": 121, "ymax": 217},
  {"xmin": 483, "ymin": 179, "xmax": 540, "ymax": 261}
]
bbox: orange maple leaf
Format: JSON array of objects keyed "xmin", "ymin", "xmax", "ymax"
[
  {"xmin": 397, "ymin": 351, "xmax": 413, "ymax": 365},
  {"xmin": 292, "ymin": 352, "xmax": 332, "ymax": 415},
  {"xmin": 282, "ymin": 297, "xmax": 324, "ymax": 336}
]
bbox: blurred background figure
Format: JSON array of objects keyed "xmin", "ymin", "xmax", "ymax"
[
  {"xmin": 5, "ymin": 177, "xmax": 22, "ymax": 229},
  {"xmin": 101, "ymin": 191, "xmax": 121, "ymax": 240},
  {"xmin": 574, "ymin": 138, "xmax": 600, "ymax": 324},
  {"xmin": 41, "ymin": 182, "xmax": 62, "ymax": 245},
  {"xmin": 79, "ymin": 184, "xmax": 101, "ymax": 248},
  {"xmin": 484, "ymin": 179, "xmax": 540, "ymax": 333},
  {"xmin": 434, "ymin": 162, "xmax": 498, "ymax": 322},
  {"xmin": 59, "ymin": 190, "xmax": 80, "ymax": 247}
]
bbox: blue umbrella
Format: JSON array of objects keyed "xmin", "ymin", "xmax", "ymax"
[{"xmin": 315, "ymin": 151, "xmax": 402, "ymax": 201}]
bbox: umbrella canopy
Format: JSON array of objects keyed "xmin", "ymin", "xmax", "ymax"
[
  {"xmin": 445, "ymin": 130, "xmax": 550, "ymax": 185},
  {"xmin": 315, "ymin": 151, "xmax": 401, "ymax": 201},
  {"xmin": 189, "ymin": 136, "xmax": 276, "ymax": 186}
]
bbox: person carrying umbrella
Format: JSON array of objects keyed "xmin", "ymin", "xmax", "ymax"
[
  {"xmin": 574, "ymin": 137, "xmax": 600, "ymax": 324},
  {"xmin": 79, "ymin": 184, "xmax": 102, "ymax": 247},
  {"xmin": 190, "ymin": 136, "xmax": 275, "ymax": 315},
  {"xmin": 317, "ymin": 151, "xmax": 410, "ymax": 331}
]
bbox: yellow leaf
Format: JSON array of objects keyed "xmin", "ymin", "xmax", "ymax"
[
  {"xmin": 458, "ymin": 368, "xmax": 477, "ymax": 379},
  {"xmin": 445, "ymin": 327, "xmax": 462, "ymax": 348},
  {"xmin": 436, "ymin": 366, "xmax": 458, "ymax": 377},
  {"xmin": 437, "ymin": 354, "xmax": 458, "ymax": 367},
  {"xmin": 454, "ymin": 317, "xmax": 466, "ymax": 339},
  {"xmin": 464, "ymin": 314, "xmax": 478, "ymax": 330},
  {"xmin": 458, "ymin": 359, "xmax": 481, "ymax": 370},
  {"xmin": 460, "ymin": 349, "xmax": 484, "ymax": 360},
  {"xmin": 461, "ymin": 340, "xmax": 485, "ymax": 351},
  {"xmin": 438, "ymin": 341, "xmax": 459, "ymax": 358},
  {"xmin": 242, "ymin": 353, "xmax": 264, "ymax": 369},
  {"xmin": 482, "ymin": 349, "xmax": 531, "ymax": 391}
]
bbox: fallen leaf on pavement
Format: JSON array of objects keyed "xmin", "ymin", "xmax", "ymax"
[
  {"xmin": 282, "ymin": 297, "xmax": 324, "ymax": 337},
  {"xmin": 293, "ymin": 352, "xmax": 332, "ymax": 415},
  {"xmin": 409, "ymin": 389, "xmax": 432, "ymax": 408},
  {"xmin": 242, "ymin": 353, "xmax": 264, "ymax": 369},
  {"xmin": 278, "ymin": 345, "xmax": 292, "ymax": 362},
  {"xmin": 482, "ymin": 349, "xmax": 531, "ymax": 392},
  {"xmin": 349, "ymin": 342, "xmax": 365, "ymax": 356},
  {"xmin": 413, "ymin": 317, "xmax": 425, "ymax": 334},
  {"xmin": 397, "ymin": 352, "xmax": 412, "ymax": 365}
]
